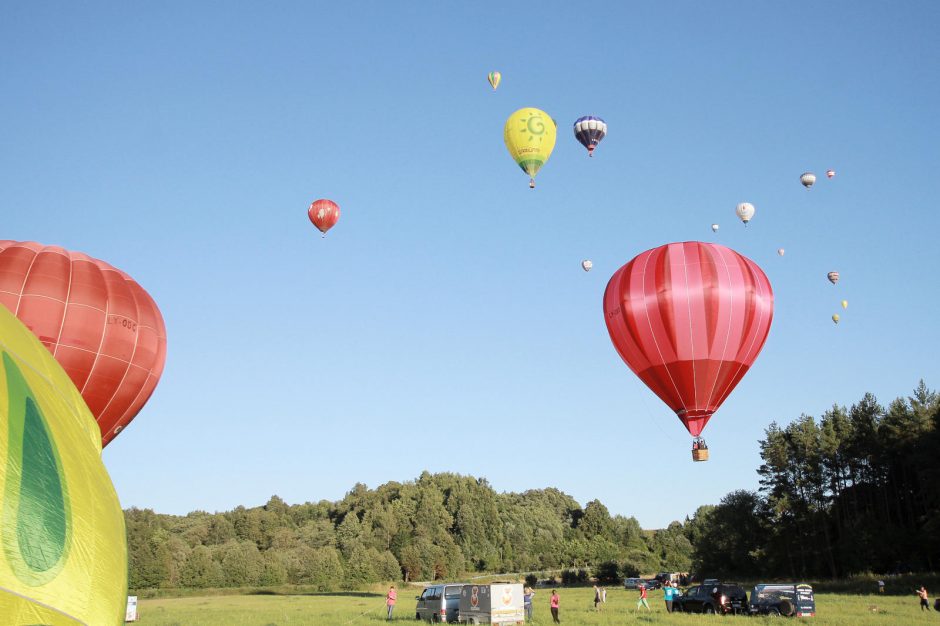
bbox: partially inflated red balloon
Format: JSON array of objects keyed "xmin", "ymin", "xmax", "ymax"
[
  {"xmin": 603, "ymin": 242, "xmax": 773, "ymax": 437},
  {"xmin": 0, "ymin": 241, "xmax": 167, "ymax": 446},
  {"xmin": 308, "ymin": 199, "xmax": 340, "ymax": 236}
]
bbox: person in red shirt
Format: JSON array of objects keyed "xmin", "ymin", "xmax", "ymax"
[
  {"xmin": 550, "ymin": 589, "xmax": 560, "ymax": 623},
  {"xmin": 386, "ymin": 585, "xmax": 397, "ymax": 620},
  {"xmin": 636, "ymin": 583, "xmax": 651, "ymax": 612}
]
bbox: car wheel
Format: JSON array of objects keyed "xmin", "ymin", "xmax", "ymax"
[
  {"xmin": 704, "ymin": 604, "xmax": 715, "ymax": 614},
  {"xmin": 779, "ymin": 599, "xmax": 794, "ymax": 616},
  {"xmin": 768, "ymin": 607, "xmax": 780, "ymax": 617}
]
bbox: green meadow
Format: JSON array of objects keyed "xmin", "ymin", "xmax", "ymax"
[{"xmin": 135, "ymin": 585, "xmax": 933, "ymax": 625}]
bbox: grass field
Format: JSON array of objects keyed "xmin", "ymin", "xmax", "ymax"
[{"xmin": 135, "ymin": 585, "xmax": 937, "ymax": 625}]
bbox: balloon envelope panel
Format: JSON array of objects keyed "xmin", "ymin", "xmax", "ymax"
[
  {"xmin": 603, "ymin": 242, "xmax": 774, "ymax": 437},
  {"xmin": 0, "ymin": 305, "xmax": 127, "ymax": 625},
  {"xmin": 0, "ymin": 241, "xmax": 167, "ymax": 446}
]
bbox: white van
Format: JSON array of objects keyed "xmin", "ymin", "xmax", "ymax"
[{"xmin": 415, "ymin": 583, "xmax": 468, "ymax": 623}]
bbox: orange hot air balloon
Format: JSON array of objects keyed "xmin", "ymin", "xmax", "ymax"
[
  {"xmin": 308, "ymin": 199, "xmax": 340, "ymax": 236},
  {"xmin": 0, "ymin": 240, "xmax": 167, "ymax": 446}
]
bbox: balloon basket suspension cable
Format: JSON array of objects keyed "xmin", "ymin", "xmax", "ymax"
[{"xmin": 691, "ymin": 437, "xmax": 709, "ymax": 462}]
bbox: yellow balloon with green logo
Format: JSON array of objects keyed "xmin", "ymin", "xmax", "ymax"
[
  {"xmin": 504, "ymin": 107, "xmax": 557, "ymax": 188},
  {"xmin": 0, "ymin": 305, "xmax": 127, "ymax": 625}
]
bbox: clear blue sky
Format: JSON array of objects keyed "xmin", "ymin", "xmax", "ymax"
[{"xmin": 2, "ymin": 2, "xmax": 938, "ymax": 529}]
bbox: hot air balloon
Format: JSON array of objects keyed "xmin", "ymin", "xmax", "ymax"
[
  {"xmin": 778, "ymin": 248, "xmax": 785, "ymax": 256},
  {"xmin": 0, "ymin": 241, "xmax": 167, "ymax": 446},
  {"xmin": 504, "ymin": 107, "xmax": 557, "ymax": 188},
  {"xmin": 604, "ymin": 242, "xmax": 774, "ymax": 461},
  {"xmin": 487, "ymin": 71, "xmax": 501, "ymax": 90},
  {"xmin": 736, "ymin": 202, "xmax": 755, "ymax": 226},
  {"xmin": 800, "ymin": 172, "xmax": 816, "ymax": 188},
  {"xmin": 573, "ymin": 116, "xmax": 607, "ymax": 157},
  {"xmin": 827, "ymin": 271, "xmax": 840, "ymax": 285},
  {"xmin": 711, "ymin": 224, "xmax": 720, "ymax": 233},
  {"xmin": 832, "ymin": 314, "xmax": 840, "ymax": 324},
  {"xmin": 308, "ymin": 199, "xmax": 340, "ymax": 236},
  {"xmin": 827, "ymin": 169, "xmax": 835, "ymax": 179},
  {"xmin": 0, "ymin": 305, "xmax": 128, "ymax": 624},
  {"xmin": 841, "ymin": 300, "xmax": 848, "ymax": 309},
  {"xmin": 582, "ymin": 260, "xmax": 593, "ymax": 272}
]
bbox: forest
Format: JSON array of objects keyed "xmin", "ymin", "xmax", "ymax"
[{"xmin": 126, "ymin": 381, "xmax": 939, "ymax": 590}]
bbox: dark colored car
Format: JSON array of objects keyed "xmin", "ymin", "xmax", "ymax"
[
  {"xmin": 749, "ymin": 583, "xmax": 815, "ymax": 617},
  {"xmin": 675, "ymin": 582, "xmax": 748, "ymax": 615},
  {"xmin": 642, "ymin": 579, "xmax": 662, "ymax": 590}
]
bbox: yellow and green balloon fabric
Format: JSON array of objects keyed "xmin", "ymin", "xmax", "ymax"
[
  {"xmin": 0, "ymin": 305, "xmax": 127, "ymax": 625},
  {"xmin": 503, "ymin": 107, "xmax": 556, "ymax": 187}
]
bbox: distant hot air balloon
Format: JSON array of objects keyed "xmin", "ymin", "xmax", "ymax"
[
  {"xmin": 841, "ymin": 300, "xmax": 848, "ymax": 309},
  {"xmin": 488, "ymin": 71, "xmax": 501, "ymax": 91},
  {"xmin": 573, "ymin": 116, "xmax": 607, "ymax": 157},
  {"xmin": 711, "ymin": 224, "xmax": 720, "ymax": 233},
  {"xmin": 308, "ymin": 199, "xmax": 340, "ymax": 236},
  {"xmin": 582, "ymin": 260, "xmax": 593, "ymax": 272},
  {"xmin": 827, "ymin": 169, "xmax": 835, "ymax": 179},
  {"xmin": 827, "ymin": 271, "xmax": 840, "ymax": 285},
  {"xmin": 0, "ymin": 305, "xmax": 128, "ymax": 624},
  {"xmin": 736, "ymin": 202, "xmax": 755, "ymax": 226},
  {"xmin": 604, "ymin": 242, "xmax": 774, "ymax": 461},
  {"xmin": 778, "ymin": 248, "xmax": 785, "ymax": 256},
  {"xmin": 0, "ymin": 241, "xmax": 167, "ymax": 446},
  {"xmin": 504, "ymin": 107, "xmax": 557, "ymax": 188},
  {"xmin": 832, "ymin": 314, "xmax": 840, "ymax": 324},
  {"xmin": 800, "ymin": 172, "xmax": 817, "ymax": 188}
]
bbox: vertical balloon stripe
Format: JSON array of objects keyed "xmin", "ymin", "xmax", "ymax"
[{"xmin": 2, "ymin": 352, "xmax": 71, "ymax": 586}]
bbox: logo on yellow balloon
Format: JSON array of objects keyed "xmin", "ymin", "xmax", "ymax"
[{"xmin": 2, "ymin": 352, "xmax": 73, "ymax": 586}]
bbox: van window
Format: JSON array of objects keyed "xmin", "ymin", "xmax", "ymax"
[{"xmin": 444, "ymin": 586, "xmax": 463, "ymax": 599}]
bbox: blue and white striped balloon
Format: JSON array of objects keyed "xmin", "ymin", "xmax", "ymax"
[{"xmin": 573, "ymin": 115, "xmax": 607, "ymax": 156}]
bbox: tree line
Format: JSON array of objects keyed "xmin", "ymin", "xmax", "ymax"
[
  {"xmin": 126, "ymin": 380, "xmax": 938, "ymax": 590},
  {"xmin": 687, "ymin": 380, "xmax": 940, "ymax": 579},
  {"xmin": 126, "ymin": 472, "xmax": 692, "ymax": 590}
]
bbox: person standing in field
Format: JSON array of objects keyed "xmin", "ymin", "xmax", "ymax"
[
  {"xmin": 601, "ymin": 586, "xmax": 607, "ymax": 604},
  {"xmin": 636, "ymin": 583, "xmax": 651, "ymax": 612},
  {"xmin": 663, "ymin": 581, "xmax": 675, "ymax": 613},
  {"xmin": 385, "ymin": 585, "xmax": 397, "ymax": 620},
  {"xmin": 916, "ymin": 586, "xmax": 929, "ymax": 611},
  {"xmin": 593, "ymin": 584, "xmax": 601, "ymax": 610},
  {"xmin": 878, "ymin": 580, "xmax": 885, "ymax": 593},
  {"xmin": 550, "ymin": 589, "xmax": 560, "ymax": 623},
  {"xmin": 524, "ymin": 586, "xmax": 535, "ymax": 622}
]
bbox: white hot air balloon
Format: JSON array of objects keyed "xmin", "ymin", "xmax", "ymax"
[
  {"xmin": 711, "ymin": 223, "xmax": 719, "ymax": 233},
  {"xmin": 800, "ymin": 172, "xmax": 817, "ymax": 188},
  {"xmin": 581, "ymin": 259, "xmax": 593, "ymax": 272},
  {"xmin": 778, "ymin": 248, "xmax": 785, "ymax": 256},
  {"xmin": 827, "ymin": 271, "xmax": 840, "ymax": 285},
  {"xmin": 735, "ymin": 202, "xmax": 755, "ymax": 226}
]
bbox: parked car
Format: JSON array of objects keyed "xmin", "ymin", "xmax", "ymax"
[
  {"xmin": 643, "ymin": 578, "xmax": 662, "ymax": 590},
  {"xmin": 674, "ymin": 582, "xmax": 748, "ymax": 615},
  {"xmin": 623, "ymin": 577, "xmax": 644, "ymax": 589},
  {"xmin": 749, "ymin": 583, "xmax": 815, "ymax": 617},
  {"xmin": 416, "ymin": 583, "xmax": 469, "ymax": 622}
]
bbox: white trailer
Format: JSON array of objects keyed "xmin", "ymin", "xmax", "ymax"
[{"xmin": 457, "ymin": 583, "xmax": 524, "ymax": 625}]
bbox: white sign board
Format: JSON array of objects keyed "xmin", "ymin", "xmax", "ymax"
[{"xmin": 125, "ymin": 595, "xmax": 139, "ymax": 622}]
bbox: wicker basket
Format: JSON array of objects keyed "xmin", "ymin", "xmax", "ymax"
[{"xmin": 692, "ymin": 448, "xmax": 709, "ymax": 462}]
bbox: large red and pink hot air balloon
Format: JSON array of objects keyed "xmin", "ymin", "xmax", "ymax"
[
  {"xmin": 0, "ymin": 240, "xmax": 167, "ymax": 446},
  {"xmin": 603, "ymin": 241, "xmax": 773, "ymax": 460}
]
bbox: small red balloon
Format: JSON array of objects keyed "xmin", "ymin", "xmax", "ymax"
[
  {"xmin": 0, "ymin": 240, "xmax": 167, "ymax": 446},
  {"xmin": 308, "ymin": 199, "xmax": 340, "ymax": 235},
  {"xmin": 603, "ymin": 242, "xmax": 774, "ymax": 437}
]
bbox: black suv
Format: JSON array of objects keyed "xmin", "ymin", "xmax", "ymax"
[{"xmin": 675, "ymin": 582, "xmax": 748, "ymax": 615}]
